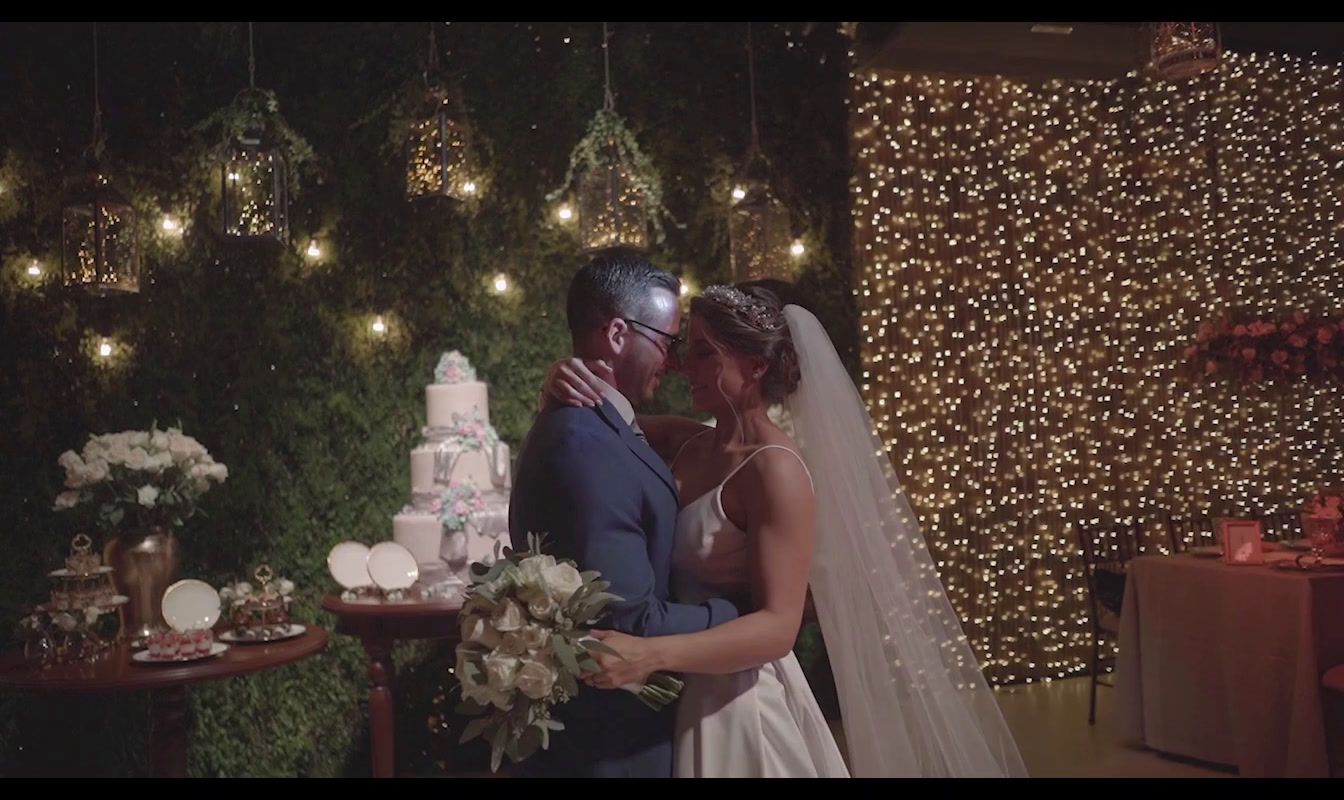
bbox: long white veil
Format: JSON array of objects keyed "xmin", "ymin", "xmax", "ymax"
[{"xmin": 782, "ymin": 304, "xmax": 1026, "ymax": 778}]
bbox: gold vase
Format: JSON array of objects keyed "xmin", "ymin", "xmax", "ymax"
[{"xmin": 103, "ymin": 528, "xmax": 180, "ymax": 642}]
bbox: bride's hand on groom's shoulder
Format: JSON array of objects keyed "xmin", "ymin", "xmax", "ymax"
[
  {"xmin": 542, "ymin": 358, "xmax": 614, "ymax": 409},
  {"xmin": 582, "ymin": 629, "xmax": 662, "ymax": 690}
]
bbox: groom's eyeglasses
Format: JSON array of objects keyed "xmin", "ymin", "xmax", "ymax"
[{"xmin": 623, "ymin": 318, "xmax": 685, "ymax": 359}]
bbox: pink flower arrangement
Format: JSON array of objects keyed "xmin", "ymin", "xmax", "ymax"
[{"xmin": 1189, "ymin": 313, "xmax": 1344, "ymax": 383}]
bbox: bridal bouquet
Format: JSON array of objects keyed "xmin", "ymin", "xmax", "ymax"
[{"xmin": 454, "ymin": 534, "xmax": 683, "ymax": 771}]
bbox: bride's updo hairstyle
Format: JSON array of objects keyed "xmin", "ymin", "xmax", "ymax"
[{"xmin": 690, "ymin": 284, "xmax": 801, "ymax": 404}]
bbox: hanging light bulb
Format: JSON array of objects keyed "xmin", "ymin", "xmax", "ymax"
[
  {"xmin": 790, "ymin": 239, "xmax": 806, "ymax": 258},
  {"xmin": 557, "ymin": 203, "xmax": 574, "ymax": 222},
  {"xmin": 731, "ymin": 185, "xmax": 747, "ymax": 202},
  {"xmin": 493, "ymin": 273, "xmax": 509, "ymax": 293},
  {"xmin": 371, "ymin": 315, "xmax": 387, "ymax": 336},
  {"xmin": 26, "ymin": 261, "xmax": 43, "ymax": 278},
  {"xmin": 98, "ymin": 338, "xmax": 114, "ymax": 358},
  {"xmin": 161, "ymin": 215, "xmax": 181, "ymax": 235},
  {"xmin": 462, "ymin": 180, "xmax": 478, "ymax": 195},
  {"xmin": 306, "ymin": 239, "xmax": 322, "ymax": 259}
]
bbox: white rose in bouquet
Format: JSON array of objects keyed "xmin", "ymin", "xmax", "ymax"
[
  {"xmin": 542, "ymin": 561, "xmax": 584, "ymax": 604},
  {"xmin": 516, "ymin": 654, "xmax": 559, "ymax": 700},
  {"xmin": 460, "ymin": 613, "xmax": 501, "ymax": 649},
  {"xmin": 206, "ymin": 463, "xmax": 229, "ymax": 483},
  {"xmin": 519, "ymin": 623, "xmax": 550, "ymax": 650},
  {"xmin": 491, "ymin": 598, "xmax": 526, "ymax": 632},
  {"xmin": 150, "ymin": 430, "xmax": 170, "ymax": 451},
  {"xmin": 457, "ymin": 649, "xmax": 511, "ymax": 710},
  {"xmin": 518, "ymin": 553, "xmax": 556, "ymax": 588},
  {"xmin": 527, "ymin": 592, "xmax": 558, "ymax": 621},
  {"xmin": 484, "ymin": 652, "xmax": 521, "ymax": 692}
]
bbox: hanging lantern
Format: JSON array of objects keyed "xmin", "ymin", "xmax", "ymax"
[
  {"xmin": 221, "ymin": 128, "xmax": 288, "ymax": 243},
  {"xmin": 1149, "ymin": 23, "xmax": 1221, "ymax": 80},
  {"xmin": 729, "ymin": 172, "xmax": 794, "ymax": 283},
  {"xmin": 62, "ymin": 171, "xmax": 140, "ymax": 294},
  {"xmin": 555, "ymin": 26, "xmax": 664, "ymax": 253},
  {"xmin": 577, "ymin": 143, "xmax": 648, "ymax": 253},
  {"xmin": 406, "ymin": 90, "xmax": 478, "ymax": 202},
  {"xmin": 728, "ymin": 24, "xmax": 793, "ymax": 282}
]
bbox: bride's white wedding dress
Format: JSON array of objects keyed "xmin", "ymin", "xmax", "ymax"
[
  {"xmin": 662, "ymin": 304, "xmax": 1026, "ymax": 778},
  {"xmin": 670, "ymin": 445, "xmax": 849, "ymax": 778}
]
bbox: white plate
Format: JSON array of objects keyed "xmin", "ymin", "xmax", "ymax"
[
  {"xmin": 219, "ymin": 624, "xmax": 306, "ymax": 644},
  {"xmin": 161, "ymin": 579, "xmax": 221, "ymax": 632},
  {"xmin": 132, "ymin": 642, "xmax": 229, "ymax": 664},
  {"xmin": 327, "ymin": 541, "xmax": 373, "ymax": 589},
  {"xmin": 367, "ymin": 542, "xmax": 419, "ymax": 591}
]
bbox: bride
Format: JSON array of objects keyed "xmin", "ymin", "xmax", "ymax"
[{"xmin": 541, "ymin": 284, "xmax": 1025, "ymax": 778}]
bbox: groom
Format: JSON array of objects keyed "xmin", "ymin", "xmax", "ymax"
[{"xmin": 508, "ymin": 253, "xmax": 739, "ymax": 778}]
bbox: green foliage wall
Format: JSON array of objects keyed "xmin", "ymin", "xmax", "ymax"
[{"xmin": 0, "ymin": 22, "xmax": 853, "ymax": 776}]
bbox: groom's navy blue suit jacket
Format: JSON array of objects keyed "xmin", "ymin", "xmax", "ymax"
[{"xmin": 508, "ymin": 398, "xmax": 739, "ymax": 778}]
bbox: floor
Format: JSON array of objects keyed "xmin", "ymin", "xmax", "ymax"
[{"xmin": 826, "ymin": 675, "xmax": 1237, "ymax": 778}]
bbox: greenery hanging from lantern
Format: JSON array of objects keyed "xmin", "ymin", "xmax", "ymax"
[{"xmin": 547, "ymin": 24, "xmax": 676, "ymax": 254}]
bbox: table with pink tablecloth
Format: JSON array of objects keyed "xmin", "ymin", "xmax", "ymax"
[{"xmin": 1115, "ymin": 551, "xmax": 1344, "ymax": 777}]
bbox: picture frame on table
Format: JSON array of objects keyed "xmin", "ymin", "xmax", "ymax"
[{"xmin": 1219, "ymin": 518, "xmax": 1265, "ymax": 565}]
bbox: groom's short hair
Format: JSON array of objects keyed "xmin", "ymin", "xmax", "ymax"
[{"xmin": 566, "ymin": 251, "xmax": 681, "ymax": 342}]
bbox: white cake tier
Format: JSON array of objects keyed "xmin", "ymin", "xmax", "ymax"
[
  {"xmin": 410, "ymin": 444, "xmax": 511, "ymax": 494},
  {"xmin": 392, "ymin": 491, "xmax": 510, "ymax": 571},
  {"xmin": 426, "ymin": 381, "xmax": 489, "ymax": 429},
  {"xmin": 392, "ymin": 512, "xmax": 446, "ymax": 566}
]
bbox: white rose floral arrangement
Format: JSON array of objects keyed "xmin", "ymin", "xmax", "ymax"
[
  {"xmin": 53, "ymin": 424, "xmax": 228, "ymax": 531},
  {"xmin": 454, "ymin": 534, "xmax": 683, "ymax": 771}
]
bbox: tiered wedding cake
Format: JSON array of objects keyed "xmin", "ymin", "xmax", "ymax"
[{"xmin": 392, "ymin": 352, "xmax": 511, "ymax": 591}]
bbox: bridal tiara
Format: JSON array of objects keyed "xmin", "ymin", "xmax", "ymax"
[{"xmin": 700, "ymin": 285, "xmax": 787, "ymax": 331}]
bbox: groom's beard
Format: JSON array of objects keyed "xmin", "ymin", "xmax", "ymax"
[{"xmin": 612, "ymin": 361, "xmax": 655, "ymax": 409}]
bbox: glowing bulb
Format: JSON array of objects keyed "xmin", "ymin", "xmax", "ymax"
[
  {"xmin": 26, "ymin": 261, "xmax": 42, "ymax": 278},
  {"xmin": 463, "ymin": 181, "xmax": 478, "ymax": 195},
  {"xmin": 790, "ymin": 239, "xmax": 806, "ymax": 257},
  {"xmin": 680, "ymin": 283, "xmax": 690, "ymax": 296},
  {"xmin": 557, "ymin": 204, "xmax": 574, "ymax": 222},
  {"xmin": 371, "ymin": 316, "xmax": 387, "ymax": 335},
  {"xmin": 98, "ymin": 339, "xmax": 113, "ymax": 358},
  {"xmin": 732, "ymin": 186, "xmax": 747, "ymax": 201},
  {"xmin": 306, "ymin": 240, "xmax": 322, "ymax": 259},
  {"xmin": 161, "ymin": 216, "xmax": 180, "ymax": 234},
  {"xmin": 493, "ymin": 274, "xmax": 509, "ymax": 293},
  {"xmin": 227, "ymin": 172, "xmax": 240, "ymax": 182}
]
